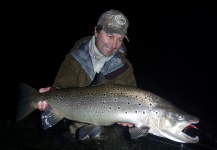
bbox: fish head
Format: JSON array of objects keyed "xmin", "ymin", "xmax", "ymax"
[{"xmin": 148, "ymin": 105, "xmax": 200, "ymax": 143}]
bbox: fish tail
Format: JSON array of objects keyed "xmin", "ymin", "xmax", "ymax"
[{"xmin": 16, "ymin": 83, "xmax": 39, "ymax": 121}]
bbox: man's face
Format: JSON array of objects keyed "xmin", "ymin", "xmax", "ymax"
[{"xmin": 94, "ymin": 29, "xmax": 124, "ymax": 57}]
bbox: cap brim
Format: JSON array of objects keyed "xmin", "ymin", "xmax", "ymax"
[{"xmin": 104, "ymin": 27, "xmax": 129, "ymax": 42}]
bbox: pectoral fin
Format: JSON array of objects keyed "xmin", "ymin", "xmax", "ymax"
[
  {"xmin": 129, "ymin": 126, "xmax": 150, "ymax": 139},
  {"xmin": 78, "ymin": 125, "xmax": 102, "ymax": 140},
  {"xmin": 41, "ymin": 106, "xmax": 63, "ymax": 130}
]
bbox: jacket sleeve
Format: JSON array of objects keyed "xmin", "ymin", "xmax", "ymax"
[
  {"xmin": 109, "ymin": 58, "xmax": 137, "ymax": 87},
  {"xmin": 52, "ymin": 52, "xmax": 137, "ymax": 88},
  {"xmin": 51, "ymin": 53, "xmax": 92, "ymax": 88}
]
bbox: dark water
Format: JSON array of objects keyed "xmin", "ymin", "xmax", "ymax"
[{"xmin": 2, "ymin": 3, "xmax": 217, "ymax": 150}]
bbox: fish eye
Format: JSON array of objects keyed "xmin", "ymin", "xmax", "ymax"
[{"xmin": 177, "ymin": 114, "xmax": 184, "ymax": 120}]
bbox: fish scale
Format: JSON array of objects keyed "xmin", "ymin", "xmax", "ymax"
[{"xmin": 48, "ymin": 84, "xmax": 152, "ymax": 124}]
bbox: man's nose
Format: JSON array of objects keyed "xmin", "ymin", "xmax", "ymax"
[{"xmin": 111, "ymin": 40, "xmax": 118, "ymax": 49}]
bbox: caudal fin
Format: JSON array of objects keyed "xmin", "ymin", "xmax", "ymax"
[{"xmin": 16, "ymin": 83, "xmax": 39, "ymax": 121}]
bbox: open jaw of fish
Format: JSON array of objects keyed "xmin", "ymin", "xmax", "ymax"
[
  {"xmin": 147, "ymin": 106, "xmax": 200, "ymax": 143},
  {"xmin": 16, "ymin": 83, "xmax": 200, "ymax": 144},
  {"xmin": 149, "ymin": 121, "xmax": 199, "ymax": 143}
]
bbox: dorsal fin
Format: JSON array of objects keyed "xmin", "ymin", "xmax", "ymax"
[{"xmin": 91, "ymin": 72, "xmax": 108, "ymax": 86}]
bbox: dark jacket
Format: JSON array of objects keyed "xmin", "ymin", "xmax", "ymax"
[{"xmin": 52, "ymin": 36, "xmax": 137, "ymax": 88}]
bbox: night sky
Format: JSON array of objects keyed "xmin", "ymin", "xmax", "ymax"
[{"xmin": 3, "ymin": 2, "xmax": 217, "ymax": 144}]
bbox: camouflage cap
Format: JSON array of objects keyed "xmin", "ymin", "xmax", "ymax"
[{"xmin": 97, "ymin": 9, "xmax": 129, "ymax": 42}]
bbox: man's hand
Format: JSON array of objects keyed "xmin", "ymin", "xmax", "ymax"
[
  {"xmin": 39, "ymin": 87, "xmax": 51, "ymax": 93},
  {"xmin": 117, "ymin": 123, "xmax": 134, "ymax": 127},
  {"xmin": 37, "ymin": 87, "xmax": 51, "ymax": 111},
  {"xmin": 37, "ymin": 101, "xmax": 48, "ymax": 111}
]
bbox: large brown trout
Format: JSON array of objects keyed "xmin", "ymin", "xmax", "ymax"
[{"xmin": 16, "ymin": 81, "xmax": 199, "ymax": 143}]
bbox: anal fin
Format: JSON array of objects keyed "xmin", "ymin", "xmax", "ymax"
[
  {"xmin": 41, "ymin": 106, "xmax": 63, "ymax": 130},
  {"xmin": 129, "ymin": 126, "xmax": 150, "ymax": 139},
  {"xmin": 78, "ymin": 125, "xmax": 102, "ymax": 140}
]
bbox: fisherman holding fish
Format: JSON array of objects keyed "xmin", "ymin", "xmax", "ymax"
[{"xmin": 37, "ymin": 9, "xmax": 137, "ymax": 147}]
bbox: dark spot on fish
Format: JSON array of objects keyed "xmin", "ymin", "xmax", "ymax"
[
  {"xmin": 77, "ymin": 102, "xmax": 80, "ymax": 105},
  {"xmin": 118, "ymin": 106, "xmax": 120, "ymax": 109},
  {"xmin": 138, "ymin": 103, "xmax": 141, "ymax": 106},
  {"xmin": 143, "ymin": 111, "xmax": 145, "ymax": 114},
  {"xmin": 155, "ymin": 111, "xmax": 159, "ymax": 115},
  {"xmin": 65, "ymin": 101, "xmax": 68, "ymax": 105},
  {"xmin": 150, "ymin": 103, "xmax": 152, "ymax": 106},
  {"xmin": 110, "ymin": 92, "xmax": 113, "ymax": 95},
  {"xmin": 126, "ymin": 95, "xmax": 128, "ymax": 98},
  {"xmin": 92, "ymin": 101, "xmax": 95, "ymax": 103},
  {"xmin": 103, "ymin": 93, "xmax": 106, "ymax": 97},
  {"xmin": 125, "ymin": 112, "xmax": 127, "ymax": 114},
  {"xmin": 83, "ymin": 107, "xmax": 85, "ymax": 109},
  {"xmin": 101, "ymin": 111, "xmax": 104, "ymax": 113},
  {"xmin": 71, "ymin": 107, "xmax": 74, "ymax": 109},
  {"xmin": 91, "ymin": 93, "xmax": 94, "ymax": 95},
  {"xmin": 128, "ymin": 102, "xmax": 130, "ymax": 105},
  {"xmin": 96, "ymin": 111, "xmax": 98, "ymax": 113},
  {"xmin": 114, "ymin": 98, "xmax": 117, "ymax": 102},
  {"xmin": 109, "ymin": 107, "xmax": 112, "ymax": 109},
  {"xmin": 135, "ymin": 111, "xmax": 138, "ymax": 113},
  {"xmin": 103, "ymin": 101, "xmax": 105, "ymax": 104}
]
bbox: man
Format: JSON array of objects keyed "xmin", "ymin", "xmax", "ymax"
[{"xmin": 38, "ymin": 9, "xmax": 136, "ymax": 142}]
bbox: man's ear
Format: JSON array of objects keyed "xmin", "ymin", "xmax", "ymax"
[{"xmin": 94, "ymin": 27, "xmax": 98, "ymax": 37}]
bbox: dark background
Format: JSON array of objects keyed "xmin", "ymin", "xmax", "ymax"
[{"xmin": 2, "ymin": 2, "xmax": 217, "ymax": 149}]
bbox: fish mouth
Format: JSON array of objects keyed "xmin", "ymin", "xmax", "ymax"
[
  {"xmin": 180, "ymin": 124, "xmax": 199, "ymax": 143},
  {"xmin": 158, "ymin": 123, "xmax": 200, "ymax": 143}
]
